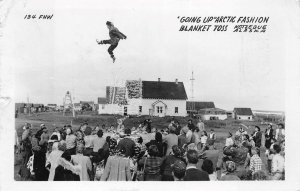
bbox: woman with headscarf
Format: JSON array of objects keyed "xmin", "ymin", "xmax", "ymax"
[
  {"xmin": 46, "ymin": 142, "xmax": 64, "ymax": 181},
  {"xmin": 100, "ymin": 147, "xmax": 132, "ymax": 181},
  {"xmin": 220, "ymin": 161, "xmax": 240, "ymax": 181},
  {"xmin": 71, "ymin": 144, "xmax": 93, "ymax": 181}
]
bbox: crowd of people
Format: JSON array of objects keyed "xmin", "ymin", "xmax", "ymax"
[{"xmin": 16, "ymin": 118, "xmax": 285, "ymax": 181}]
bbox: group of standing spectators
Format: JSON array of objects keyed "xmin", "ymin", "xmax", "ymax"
[{"xmin": 16, "ymin": 118, "xmax": 285, "ymax": 181}]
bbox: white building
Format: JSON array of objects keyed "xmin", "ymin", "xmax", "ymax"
[
  {"xmin": 98, "ymin": 78, "xmax": 188, "ymax": 117},
  {"xmin": 233, "ymin": 108, "xmax": 254, "ymax": 120},
  {"xmin": 198, "ymin": 108, "xmax": 227, "ymax": 120}
]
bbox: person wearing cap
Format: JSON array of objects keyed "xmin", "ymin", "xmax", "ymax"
[
  {"xmin": 96, "ymin": 21, "xmax": 127, "ymax": 63},
  {"xmin": 171, "ymin": 160, "xmax": 186, "ymax": 181},
  {"xmin": 161, "ymin": 145, "xmax": 186, "ymax": 181},
  {"xmin": 183, "ymin": 149, "xmax": 209, "ymax": 181},
  {"xmin": 18, "ymin": 123, "xmax": 33, "ymax": 179},
  {"xmin": 71, "ymin": 144, "xmax": 92, "ymax": 181}
]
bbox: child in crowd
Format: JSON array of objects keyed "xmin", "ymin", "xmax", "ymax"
[
  {"xmin": 200, "ymin": 131, "xmax": 208, "ymax": 149},
  {"xmin": 225, "ymin": 132, "xmax": 234, "ymax": 147}
]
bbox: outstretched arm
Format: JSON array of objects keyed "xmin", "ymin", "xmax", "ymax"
[{"xmin": 112, "ymin": 29, "xmax": 127, "ymax": 39}]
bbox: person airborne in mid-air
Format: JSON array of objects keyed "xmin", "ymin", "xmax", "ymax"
[{"xmin": 96, "ymin": 21, "xmax": 127, "ymax": 63}]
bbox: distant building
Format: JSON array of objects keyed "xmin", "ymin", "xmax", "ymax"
[
  {"xmin": 99, "ymin": 78, "xmax": 188, "ymax": 117},
  {"xmin": 73, "ymin": 103, "xmax": 82, "ymax": 111},
  {"xmin": 233, "ymin": 108, "xmax": 253, "ymax": 120},
  {"xmin": 97, "ymin": 97, "xmax": 107, "ymax": 113},
  {"xmin": 198, "ymin": 108, "xmax": 227, "ymax": 120},
  {"xmin": 186, "ymin": 101, "xmax": 215, "ymax": 115}
]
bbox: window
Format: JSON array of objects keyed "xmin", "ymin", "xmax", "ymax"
[
  {"xmin": 139, "ymin": 106, "xmax": 142, "ymax": 113},
  {"xmin": 175, "ymin": 107, "xmax": 178, "ymax": 113},
  {"xmin": 157, "ymin": 106, "xmax": 163, "ymax": 113}
]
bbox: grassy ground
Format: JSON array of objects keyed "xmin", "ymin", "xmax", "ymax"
[{"xmin": 15, "ymin": 112, "xmax": 275, "ymax": 180}]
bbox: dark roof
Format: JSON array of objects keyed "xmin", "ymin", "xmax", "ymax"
[
  {"xmin": 186, "ymin": 101, "xmax": 215, "ymax": 111},
  {"xmin": 142, "ymin": 81, "xmax": 187, "ymax": 100},
  {"xmin": 98, "ymin": 97, "xmax": 107, "ymax": 104},
  {"xmin": 234, "ymin": 108, "xmax": 253, "ymax": 116},
  {"xmin": 80, "ymin": 101, "xmax": 94, "ymax": 104}
]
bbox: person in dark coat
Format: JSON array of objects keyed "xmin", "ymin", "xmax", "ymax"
[
  {"xmin": 54, "ymin": 152, "xmax": 80, "ymax": 181},
  {"xmin": 183, "ymin": 150, "xmax": 210, "ymax": 181},
  {"xmin": 264, "ymin": 124, "xmax": 274, "ymax": 149},
  {"xmin": 252, "ymin": 126, "xmax": 262, "ymax": 148},
  {"xmin": 145, "ymin": 132, "xmax": 164, "ymax": 157},
  {"xmin": 116, "ymin": 128, "xmax": 136, "ymax": 157},
  {"xmin": 97, "ymin": 21, "xmax": 127, "ymax": 63}
]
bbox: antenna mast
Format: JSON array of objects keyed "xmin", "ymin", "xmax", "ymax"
[{"xmin": 190, "ymin": 71, "xmax": 195, "ymax": 111}]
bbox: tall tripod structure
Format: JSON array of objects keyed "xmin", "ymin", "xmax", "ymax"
[
  {"xmin": 190, "ymin": 71, "xmax": 195, "ymax": 111},
  {"xmin": 63, "ymin": 91, "xmax": 75, "ymax": 117}
]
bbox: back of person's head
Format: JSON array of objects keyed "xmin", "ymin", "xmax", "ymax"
[
  {"xmin": 117, "ymin": 146, "xmax": 126, "ymax": 156},
  {"xmin": 273, "ymin": 144, "xmax": 281, "ymax": 154},
  {"xmin": 106, "ymin": 136, "xmax": 111, "ymax": 143},
  {"xmin": 253, "ymin": 170, "xmax": 267, "ymax": 180},
  {"xmin": 169, "ymin": 126, "xmax": 176, "ymax": 134},
  {"xmin": 148, "ymin": 145, "xmax": 159, "ymax": 157},
  {"xmin": 172, "ymin": 145, "xmax": 182, "ymax": 158},
  {"xmin": 172, "ymin": 160, "xmax": 186, "ymax": 180},
  {"xmin": 203, "ymin": 131, "xmax": 207, "ymax": 136},
  {"xmin": 255, "ymin": 126, "xmax": 261, "ymax": 131},
  {"xmin": 61, "ymin": 152, "xmax": 71, "ymax": 161},
  {"xmin": 124, "ymin": 128, "xmax": 131, "ymax": 135},
  {"xmin": 187, "ymin": 149, "xmax": 198, "ymax": 164},
  {"xmin": 155, "ymin": 132, "xmax": 162, "ymax": 142},
  {"xmin": 225, "ymin": 161, "xmax": 236, "ymax": 173},
  {"xmin": 201, "ymin": 159, "xmax": 214, "ymax": 174},
  {"xmin": 244, "ymin": 134, "xmax": 250, "ymax": 141},
  {"xmin": 138, "ymin": 137, "xmax": 143, "ymax": 144},
  {"xmin": 84, "ymin": 126, "xmax": 92, "ymax": 136},
  {"xmin": 76, "ymin": 144, "xmax": 84, "ymax": 154},
  {"xmin": 58, "ymin": 142, "xmax": 66, "ymax": 152},
  {"xmin": 97, "ymin": 129, "xmax": 103, "ymax": 138}
]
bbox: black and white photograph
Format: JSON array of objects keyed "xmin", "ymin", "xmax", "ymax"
[{"xmin": 0, "ymin": 0, "xmax": 300, "ymax": 190}]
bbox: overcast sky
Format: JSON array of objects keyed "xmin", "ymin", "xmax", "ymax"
[{"xmin": 2, "ymin": 0, "xmax": 292, "ymax": 111}]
